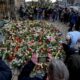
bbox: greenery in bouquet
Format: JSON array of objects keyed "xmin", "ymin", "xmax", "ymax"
[{"xmin": 0, "ymin": 20, "xmax": 65, "ymax": 70}]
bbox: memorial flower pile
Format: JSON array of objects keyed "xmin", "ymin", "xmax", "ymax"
[{"xmin": 0, "ymin": 20, "xmax": 65, "ymax": 69}]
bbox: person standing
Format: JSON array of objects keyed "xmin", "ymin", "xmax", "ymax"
[
  {"xmin": 66, "ymin": 54, "xmax": 80, "ymax": 80},
  {"xmin": 68, "ymin": 11, "xmax": 78, "ymax": 31},
  {"xmin": 75, "ymin": 13, "xmax": 80, "ymax": 31}
]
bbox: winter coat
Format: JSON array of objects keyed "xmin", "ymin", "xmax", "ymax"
[
  {"xmin": 0, "ymin": 59, "xmax": 12, "ymax": 80},
  {"xmin": 18, "ymin": 60, "xmax": 46, "ymax": 80}
]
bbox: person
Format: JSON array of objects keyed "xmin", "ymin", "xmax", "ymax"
[
  {"xmin": 75, "ymin": 13, "xmax": 80, "ymax": 31},
  {"xmin": 61, "ymin": 31, "xmax": 80, "ymax": 63},
  {"xmin": 66, "ymin": 54, "xmax": 80, "ymax": 80},
  {"xmin": 0, "ymin": 58, "xmax": 12, "ymax": 80},
  {"xmin": 19, "ymin": 5, "xmax": 26, "ymax": 19},
  {"xmin": 66, "ymin": 31, "xmax": 80, "ymax": 48},
  {"xmin": 47, "ymin": 58, "xmax": 69, "ymax": 80},
  {"xmin": 18, "ymin": 53, "xmax": 69, "ymax": 80},
  {"xmin": 68, "ymin": 10, "xmax": 78, "ymax": 31},
  {"xmin": 63, "ymin": 8, "xmax": 69, "ymax": 23}
]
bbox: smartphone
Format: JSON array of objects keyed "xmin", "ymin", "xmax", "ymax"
[{"xmin": 38, "ymin": 56, "xmax": 48, "ymax": 63}]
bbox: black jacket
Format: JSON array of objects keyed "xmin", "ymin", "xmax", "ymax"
[
  {"xmin": 18, "ymin": 61, "xmax": 46, "ymax": 80},
  {"xmin": 66, "ymin": 54, "xmax": 80, "ymax": 80},
  {"xmin": 0, "ymin": 59, "xmax": 12, "ymax": 80}
]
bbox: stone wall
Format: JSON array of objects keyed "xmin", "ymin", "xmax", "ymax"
[
  {"xmin": 15, "ymin": 0, "xmax": 25, "ymax": 9},
  {"xmin": 74, "ymin": 0, "xmax": 80, "ymax": 4},
  {"xmin": 67, "ymin": 0, "xmax": 80, "ymax": 4},
  {"xmin": 0, "ymin": 0, "xmax": 9, "ymax": 19},
  {"xmin": 67, "ymin": 0, "xmax": 75, "ymax": 4},
  {"xmin": 0, "ymin": 0, "xmax": 25, "ymax": 19}
]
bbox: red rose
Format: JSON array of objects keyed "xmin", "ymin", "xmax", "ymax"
[
  {"xmin": 31, "ymin": 40, "xmax": 34, "ymax": 43},
  {"xmin": 14, "ymin": 46, "xmax": 20, "ymax": 52},
  {"xmin": 15, "ymin": 37, "xmax": 22, "ymax": 43},
  {"xmin": 7, "ymin": 55, "xmax": 14, "ymax": 62},
  {"xmin": 28, "ymin": 48, "xmax": 32, "ymax": 52}
]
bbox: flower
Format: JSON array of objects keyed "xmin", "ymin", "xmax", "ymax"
[
  {"xmin": 0, "ymin": 20, "xmax": 64, "ymax": 69},
  {"xmin": 14, "ymin": 46, "xmax": 20, "ymax": 52}
]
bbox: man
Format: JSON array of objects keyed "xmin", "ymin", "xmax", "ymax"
[
  {"xmin": 18, "ymin": 53, "xmax": 69, "ymax": 80},
  {"xmin": 66, "ymin": 31, "xmax": 80, "ymax": 48},
  {"xmin": 68, "ymin": 11, "xmax": 78, "ymax": 31},
  {"xmin": 66, "ymin": 54, "xmax": 80, "ymax": 80},
  {"xmin": 61, "ymin": 31, "xmax": 80, "ymax": 63},
  {"xmin": 75, "ymin": 13, "xmax": 80, "ymax": 31}
]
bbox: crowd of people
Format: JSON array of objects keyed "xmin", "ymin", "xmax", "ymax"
[{"xmin": 18, "ymin": 6, "xmax": 80, "ymax": 31}]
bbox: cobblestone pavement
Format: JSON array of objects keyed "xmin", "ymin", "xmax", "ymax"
[{"xmin": 12, "ymin": 21, "xmax": 68, "ymax": 80}]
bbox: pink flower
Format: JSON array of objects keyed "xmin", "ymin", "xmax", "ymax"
[
  {"xmin": 47, "ymin": 48, "xmax": 52, "ymax": 53},
  {"xmin": 28, "ymin": 40, "xmax": 35, "ymax": 46},
  {"xmin": 47, "ymin": 36, "xmax": 56, "ymax": 42}
]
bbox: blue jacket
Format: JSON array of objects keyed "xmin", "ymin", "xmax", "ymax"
[
  {"xmin": 67, "ymin": 31, "xmax": 80, "ymax": 48},
  {"xmin": 70, "ymin": 13, "xmax": 78, "ymax": 24},
  {"xmin": 18, "ymin": 61, "xmax": 46, "ymax": 80},
  {"xmin": 0, "ymin": 59, "xmax": 12, "ymax": 80}
]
